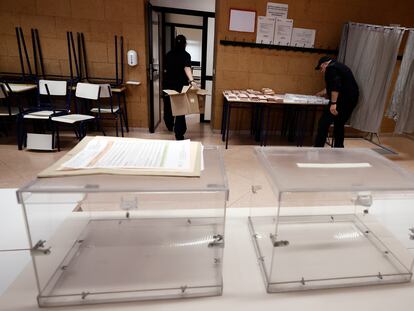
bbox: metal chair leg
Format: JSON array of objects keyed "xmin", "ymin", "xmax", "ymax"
[
  {"xmin": 122, "ymin": 92, "xmax": 129, "ymax": 132},
  {"xmin": 119, "ymin": 111, "xmax": 124, "ymax": 137},
  {"xmin": 115, "ymin": 115, "xmax": 119, "ymax": 137},
  {"xmin": 54, "ymin": 122, "xmax": 61, "ymax": 151}
]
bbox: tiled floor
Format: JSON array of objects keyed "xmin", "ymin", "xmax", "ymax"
[{"xmin": 1, "ymin": 115, "xmax": 414, "ymax": 209}]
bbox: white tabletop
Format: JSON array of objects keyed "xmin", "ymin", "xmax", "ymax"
[
  {"xmin": 0, "ymin": 189, "xmax": 413, "ymax": 310},
  {"xmin": 223, "ymin": 92, "xmax": 329, "ymax": 106}
]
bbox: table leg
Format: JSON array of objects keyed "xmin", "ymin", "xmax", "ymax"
[
  {"xmin": 122, "ymin": 92, "xmax": 129, "ymax": 132},
  {"xmin": 310, "ymin": 106, "xmax": 317, "ymax": 138},
  {"xmin": 225, "ymin": 103, "xmax": 231, "ymax": 149},
  {"xmin": 297, "ymin": 106, "xmax": 308, "ymax": 147},
  {"xmin": 256, "ymin": 104, "xmax": 264, "ymax": 143},
  {"xmin": 263, "ymin": 105, "xmax": 272, "ymax": 146},
  {"xmin": 16, "ymin": 115, "xmax": 23, "ymax": 150},
  {"xmin": 221, "ymin": 99, "xmax": 228, "ymax": 142},
  {"xmin": 55, "ymin": 123, "xmax": 61, "ymax": 151},
  {"xmin": 255, "ymin": 104, "xmax": 262, "ymax": 142}
]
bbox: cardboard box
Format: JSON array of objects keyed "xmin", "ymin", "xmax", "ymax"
[
  {"xmin": 164, "ymin": 86, "xmax": 208, "ymax": 116},
  {"xmin": 197, "ymin": 89, "xmax": 208, "ymax": 113}
]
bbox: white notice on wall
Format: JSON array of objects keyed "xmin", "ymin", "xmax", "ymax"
[
  {"xmin": 273, "ymin": 17, "xmax": 293, "ymax": 46},
  {"xmin": 229, "ymin": 9, "xmax": 256, "ymax": 33},
  {"xmin": 266, "ymin": 2, "xmax": 288, "ymax": 18},
  {"xmin": 256, "ymin": 16, "xmax": 276, "ymax": 44},
  {"xmin": 290, "ymin": 28, "xmax": 316, "ymax": 48}
]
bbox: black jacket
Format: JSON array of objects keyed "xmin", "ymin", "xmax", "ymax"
[
  {"xmin": 325, "ymin": 60, "xmax": 359, "ymax": 109},
  {"xmin": 164, "ymin": 49, "xmax": 192, "ymax": 92}
]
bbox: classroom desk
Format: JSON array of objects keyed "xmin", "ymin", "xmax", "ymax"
[{"xmin": 221, "ymin": 92, "xmax": 328, "ymax": 149}]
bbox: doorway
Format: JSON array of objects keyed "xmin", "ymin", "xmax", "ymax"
[{"xmin": 146, "ymin": 2, "xmax": 215, "ymax": 133}]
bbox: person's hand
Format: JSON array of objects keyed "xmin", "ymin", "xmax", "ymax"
[
  {"xmin": 330, "ymin": 103, "xmax": 338, "ymax": 116},
  {"xmin": 190, "ymin": 80, "xmax": 198, "ymax": 88}
]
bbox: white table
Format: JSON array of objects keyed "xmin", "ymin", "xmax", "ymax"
[
  {"xmin": 221, "ymin": 92, "xmax": 328, "ymax": 148},
  {"xmin": 1, "ymin": 189, "xmax": 413, "ymax": 310}
]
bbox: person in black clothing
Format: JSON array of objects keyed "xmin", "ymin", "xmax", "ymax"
[
  {"xmin": 314, "ymin": 56, "xmax": 359, "ymax": 148},
  {"xmin": 163, "ymin": 35, "xmax": 196, "ymax": 140}
]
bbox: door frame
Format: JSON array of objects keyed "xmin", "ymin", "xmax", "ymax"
[
  {"xmin": 145, "ymin": 1, "xmax": 155, "ymax": 133},
  {"xmin": 146, "ymin": 4, "xmax": 215, "ymax": 132}
]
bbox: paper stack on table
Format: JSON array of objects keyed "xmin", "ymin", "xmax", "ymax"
[
  {"xmin": 261, "ymin": 88, "xmax": 275, "ymax": 95},
  {"xmin": 284, "ymin": 94, "xmax": 329, "ymax": 104},
  {"xmin": 38, "ymin": 136, "xmax": 203, "ymax": 177},
  {"xmin": 246, "ymin": 89, "xmax": 262, "ymax": 95},
  {"xmin": 265, "ymin": 95, "xmax": 285, "ymax": 103}
]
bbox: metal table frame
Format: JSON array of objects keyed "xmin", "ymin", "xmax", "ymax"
[{"xmin": 221, "ymin": 93, "xmax": 327, "ymax": 149}]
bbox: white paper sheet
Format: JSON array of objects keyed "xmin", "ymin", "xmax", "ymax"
[
  {"xmin": 61, "ymin": 138, "xmax": 108, "ymax": 168},
  {"xmin": 290, "ymin": 28, "xmax": 316, "ymax": 48},
  {"xmin": 229, "ymin": 9, "xmax": 256, "ymax": 33},
  {"xmin": 60, "ymin": 138, "xmax": 192, "ymax": 170},
  {"xmin": 256, "ymin": 16, "xmax": 276, "ymax": 44},
  {"xmin": 273, "ymin": 17, "xmax": 293, "ymax": 46},
  {"xmin": 284, "ymin": 94, "xmax": 329, "ymax": 104},
  {"xmin": 266, "ymin": 2, "xmax": 288, "ymax": 18},
  {"xmin": 94, "ymin": 140, "xmax": 167, "ymax": 168},
  {"xmin": 297, "ymin": 163, "xmax": 372, "ymax": 168},
  {"xmin": 162, "ymin": 140, "xmax": 191, "ymax": 170}
]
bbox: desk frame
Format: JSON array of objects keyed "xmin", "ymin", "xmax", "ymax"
[{"xmin": 221, "ymin": 93, "xmax": 327, "ymax": 149}]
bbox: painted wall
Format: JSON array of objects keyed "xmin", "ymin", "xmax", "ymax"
[
  {"xmin": 0, "ymin": 0, "xmax": 148, "ymax": 128},
  {"xmin": 213, "ymin": 0, "xmax": 414, "ymax": 132},
  {"xmin": 2, "ymin": 0, "xmax": 414, "ymax": 132}
]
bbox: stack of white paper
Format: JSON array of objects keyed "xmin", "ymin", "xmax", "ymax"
[{"xmin": 38, "ymin": 137, "xmax": 203, "ymax": 177}]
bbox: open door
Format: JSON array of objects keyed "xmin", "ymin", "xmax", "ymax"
[{"xmin": 147, "ymin": 2, "xmax": 162, "ymax": 133}]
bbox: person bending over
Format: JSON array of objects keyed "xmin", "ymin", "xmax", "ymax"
[{"xmin": 314, "ymin": 56, "xmax": 359, "ymax": 148}]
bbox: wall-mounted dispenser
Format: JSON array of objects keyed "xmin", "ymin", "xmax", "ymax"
[{"xmin": 127, "ymin": 50, "xmax": 138, "ymax": 66}]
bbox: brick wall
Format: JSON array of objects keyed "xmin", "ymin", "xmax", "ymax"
[
  {"xmin": 2, "ymin": 0, "xmax": 414, "ymax": 132},
  {"xmin": 0, "ymin": 0, "xmax": 148, "ymax": 128},
  {"xmin": 213, "ymin": 0, "xmax": 414, "ymax": 132}
]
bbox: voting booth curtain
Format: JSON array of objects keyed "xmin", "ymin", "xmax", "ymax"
[
  {"xmin": 338, "ymin": 22, "xmax": 405, "ymax": 133},
  {"xmin": 386, "ymin": 30, "xmax": 414, "ymax": 134}
]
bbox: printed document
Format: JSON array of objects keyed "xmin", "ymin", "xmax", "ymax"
[
  {"xmin": 290, "ymin": 28, "xmax": 316, "ymax": 48},
  {"xmin": 266, "ymin": 2, "xmax": 288, "ymax": 18},
  {"xmin": 256, "ymin": 16, "xmax": 276, "ymax": 44},
  {"xmin": 61, "ymin": 137, "xmax": 191, "ymax": 170},
  {"xmin": 273, "ymin": 18, "xmax": 293, "ymax": 46}
]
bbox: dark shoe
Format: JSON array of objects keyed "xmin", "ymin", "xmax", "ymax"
[{"xmin": 175, "ymin": 135, "xmax": 184, "ymax": 140}]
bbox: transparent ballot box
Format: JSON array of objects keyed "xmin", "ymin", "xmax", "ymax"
[
  {"xmin": 16, "ymin": 146, "xmax": 228, "ymax": 307},
  {"xmin": 251, "ymin": 147, "xmax": 414, "ymax": 292}
]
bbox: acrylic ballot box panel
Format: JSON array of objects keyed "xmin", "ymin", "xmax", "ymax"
[
  {"xmin": 251, "ymin": 147, "xmax": 414, "ymax": 292},
  {"xmin": 16, "ymin": 146, "xmax": 228, "ymax": 307}
]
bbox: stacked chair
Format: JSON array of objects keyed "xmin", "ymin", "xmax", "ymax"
[
  {"xmin": 18, "ymin": 79, "xmax": 71, "ymax": 150},
  {"xmin": 0, "ymin": 82, "xmax": 22, "ymax": 136}
]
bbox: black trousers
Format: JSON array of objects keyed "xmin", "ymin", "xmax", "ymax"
[
  {"xmin": 163, "ymin": 94, "xmax": 174, "ymax": 131},
  {"xmin": 163, "ymin": 95, "xmax": 187, "ymax": 140},
  {"xmin": 314, "ymin": 104, "xmax": 355, "ymax": 148},
  {"xmin": 174, "ymin": 115, "xmax": 187, "ymax": 140}
]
